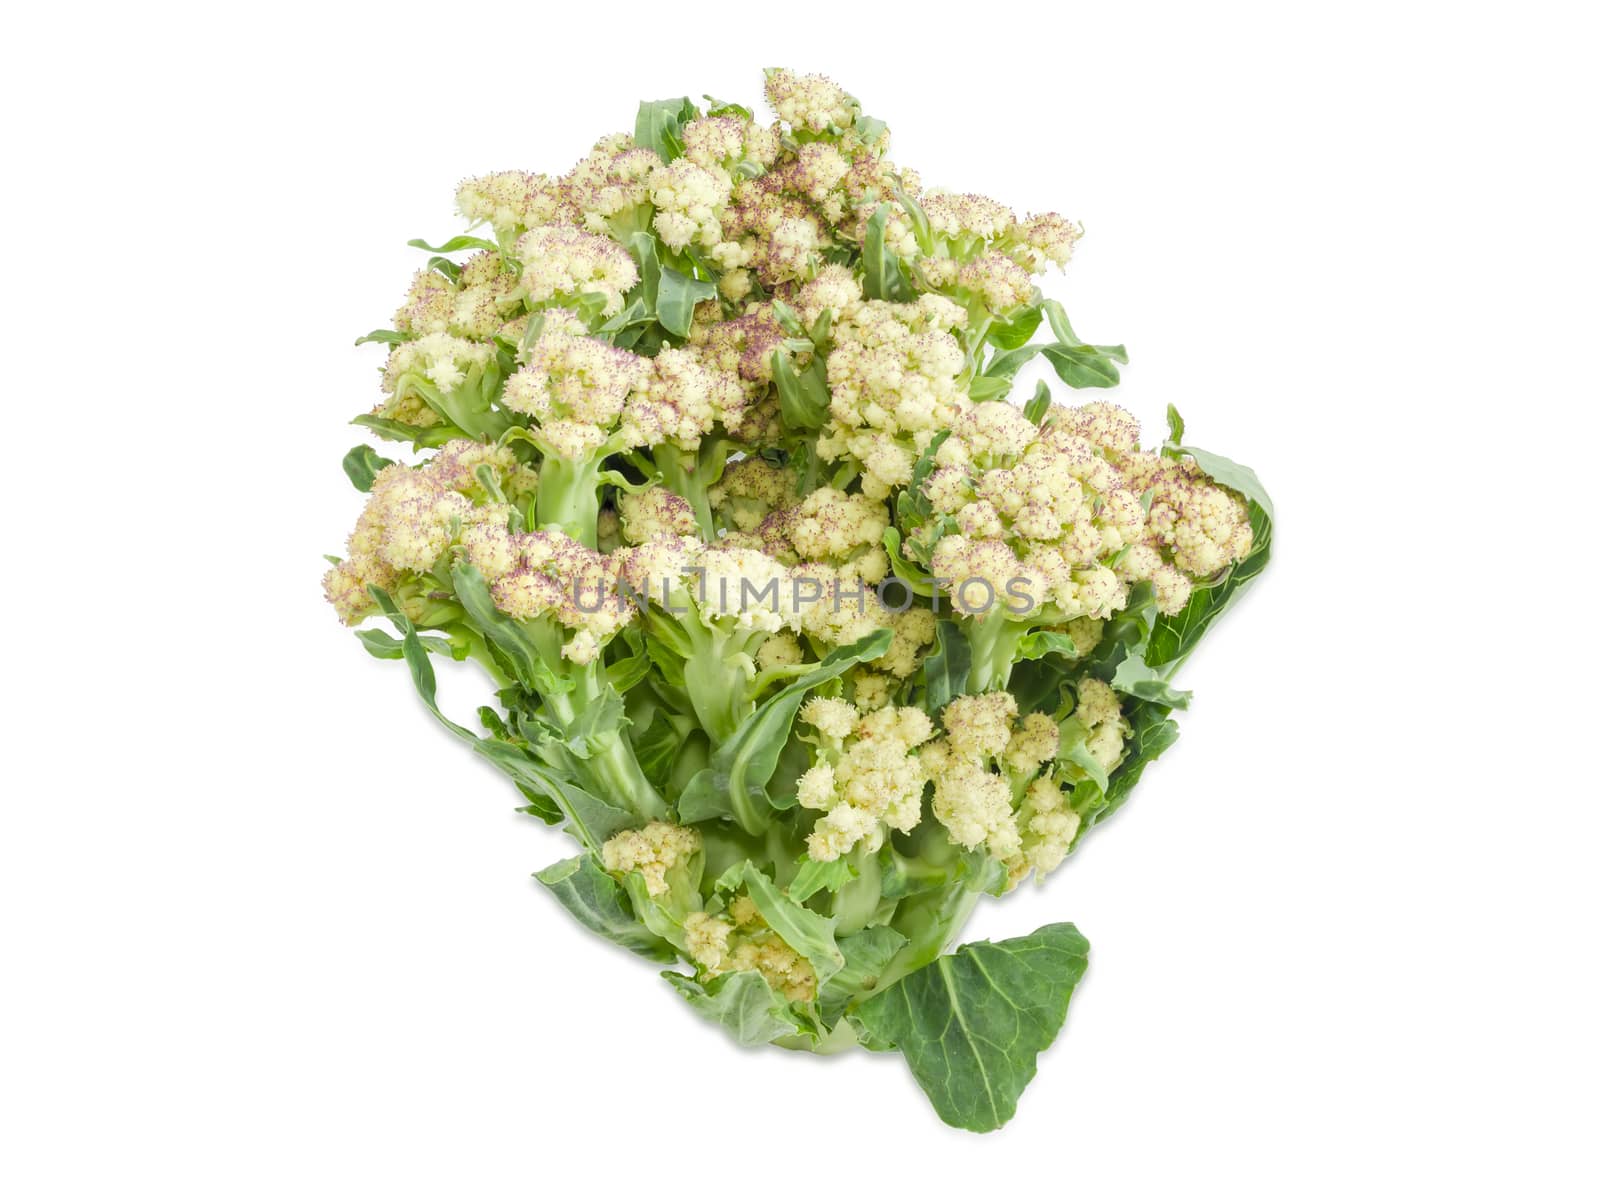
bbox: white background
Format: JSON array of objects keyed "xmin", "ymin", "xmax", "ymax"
[{"xmin": 3, "ymin": 2, "xmax": 1595, "ymax": 1175}]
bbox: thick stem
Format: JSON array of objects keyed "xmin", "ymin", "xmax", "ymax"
[
  {"xmin": 534, "ymin": 453, "xmax": 604, "ymax": 547},
  {"xmin": 831, "ymin": 845, "xmax": 884, "ymax": 936},
  {"xmin": 966, "ymin": 611, "xmax": 1025, "ymax": 694},
  {"xmin": 545, "ymin": 655, "xmax": 668, "ymax": 822}
]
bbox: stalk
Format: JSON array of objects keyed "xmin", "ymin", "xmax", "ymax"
[
  {"xmin": 654, "ymin": 442, "xmax": 719, "ymax": 541},
  {"xmin": 965, "ymin": 610, "xmax": 1026, "ymax": 693},
  {"xmin": 830, "ymin": 845, "xmax": 884, "ymax": 936},
  {"xmin": 533, "ymin": 452, "xmax": 604, "ymax": 547},
  {"xmin": 539, "ymin": 644, "xmax": 668, "ymax": 822}
]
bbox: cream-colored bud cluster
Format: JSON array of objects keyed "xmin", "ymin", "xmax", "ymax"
[
  {"xmin": 1001, "ymin": 678, "xmax": 1131, "ymax": 886},
  {"xmin": 619, "ymin": 535, "xmax": 801, "ymax": 634},
  {"xmin": 921, "ymin": 688, "xmax": 1121, "ymax": 882},
  {"xmin": 783, "ymin": 562, "xmax": 936, "ymax": 681},
  {"xmin": 921, "ymin": 401, "xmax": 1251, "ymax": 620},
  {"xmin": 381, "ymin": 332, "xmax": 493, "ymax": 400},
  {"xmin": 707, "ymin": 456, "xmax": 800, "ymax": 532},
  {"xmin": 568, "ymin": 138, "xmax": 660, "ymax": 231},
  {"xmin": 681, "ymin": 115, "xmax": 780, "ymax": 172},
  {"xmin": 454, "ymin": 171, "xmax": 564, "ymax": 233},
  {"xmin": 323, "ymin": 441, "xmax": 526, "ymax": 625},
  {"xmin": 648, "ymin": 157, "xmax": 733, "ymax": 251},
  {"xmin": 683, "ymin": 895, "xmax": 817, "ymax": 1002},
  {"xmin": 816, "ymin": 295, "xmax": 969, "ymax": 498},
  {"xmin": 617, "ymin": 485, "xmax": 699, "ymax": 545},
  {"xmin": 487, "ymin": 525, "xmax": 638, "ymax": 661},
  {"xmin": 763, "ymin": 68, "xmax": 858, "ymax": 134},
  {"xmin": 796, "ymin": 698, "xmax": 936, "ymax": 861},
  {"xmin": 511, "ymin": 226, "xmax": 639, "ymax": 317},
  {"xmin": 502, "ymin": 309, "xmax": 650, "ymax": 457},
  {"xmin": 600, "ymin": 822, "xmax": 701, "ymax": 897},
  {"xmin": 623, "ymin": 346, "xmax": 750, "ymax": 450}
]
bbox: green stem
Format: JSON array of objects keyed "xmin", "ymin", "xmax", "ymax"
[
  {"xmin": 831, "ymin": 846, "xmax": 883, "ymax": 936},
  {"xmin": 534, "ymin": 453, "xmax": 604, "ymax": 547},
  {"xmin": 543, "ymin": 652, "xmax": 668, "ymax": 822},
  {"xmin": 965, "ymin": 611, "xmax": 1025, "ymax": 694},
  {"xmin": 654, "ymin": 442, "xmax": 719, "ymax": 541}
]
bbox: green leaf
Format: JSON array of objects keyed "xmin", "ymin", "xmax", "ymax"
[
  {"xmin": 1098, "ymin": 702, "xmax": 1180, "ymax": 821},
  {"xmin": 1007, "ymin": 653, "xmax": 1071, "ymax": 716},
  {"xmin": 714, "ymin": 862, "xmax": 844, "ymax": 984},
  {"xmin": 564, "ymin": 688, "xmax": 628, "ymax": 758},
  {"xmin": 1178, "ymin": 445, "xmax": 1275, "ymax": 522},
  {"xmin": 923, "ymin": 622, "xmax": 972, "ymax": 716},
  {"xmin": 1015, "ymin": 630, "xmax": 1078, "ymax": 661},
  {"xmin": 788, "ymin": 855, "xmax": 858, "ymax": 902},
  {"xmin": 1165, "ymin": 403, "xmax": 1186, "ymax": 445},
  {"xmin": 702, "ymin": 95, "xmax": 753, "ymax": 120},
  {"xmin": 773, "ymin": 348, "xmax": 830, "ymax": 431},
  {"xmin": 985, "ymin": 305, "xmax": 1042, "ymax": 350},
  {"xmin": 341, "ymin": 444, "xmax": 395, "ymax": 492},
  {"xmin": 862, "ymin": 204, "xmax": 913, "ymax": 302},
  {"xmin": 662, "ymin": 970, "xmax": 804, "ymax": 1047},
  {"xmin": 855, "ymin": 116, "xmax": 890, "ymax": 146},
  {"xmin": 966, "ymin": 375, "xmax": 1013, "ymax": 402},
  {"xmin": 1023, "ymin": 381, "xmax": 1052, "ymax": 425},
  {"xmin": 407, "ymin": 235, "xmax": 497, "ymax": 254},
  {"xmin": 354, "ymin": 328, "xmax": 408, "ymax": 347},
  {"xmin": 678, "ymin": 629, "xmax": 893, "ymax": 832},
  {"xmin": 450, "ymin": 565, "xmax": 572, "ymax": 696},
  {"xmin": 817, "ymin": 925, "xmax": 908, "ymax": 1026},
  {"xmin": 1041, "ymin": 342, "xmax": 1126, "ymax": 388},
  {"xmin": 985, "ymin": 300, "xmax": 1128, "ymax": 389},
  {"xmin": 882, "ymin": 527, "xmax": 936, "ymax": 596},
  {"xmin": 855, "ymin": 922, "xmax": 1091, "ymax": 1133},
  {"xmin": 1110, "ymin": 649, "xmax": 1192, "ymax": 709},
  {"xmin": 634, "ymin": 97, "xmax": 699, "ymax": 162},
  {"xmin": 535, "ymin": 855, "xmax": 676, "ymax": 962},
  {"xmin": 656, "ymin": 264, "xmax": 717, "ymax": 337},
  {"xmin": 632, "ymin": 712, "xmax": 683, "ymax": 785},
  {"xmin": 354, "ymin": 628, "xmax": 454, "ymax": 661},
  {"xmin": 425, "ymin": 256, "xmax": 462, "ymax": 281},
  {"xmin": 1055, "ymin": 716, "xmax": 1110, "ymax": 792},
  {"xmin": 350, "ymin": 413, "xmax": 463, "ymax": 448}
]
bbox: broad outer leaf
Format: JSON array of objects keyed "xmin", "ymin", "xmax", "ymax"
[
  {"xmin": 662, "ymin": 970, "xmax": 803, "ymax": 1047},
  {"xmin": 855, "ymin": 922, "xmax": 1090, "ymax": 1132},
  {"xmin": 1180, "ymin": 445, "xmax": 1275, "ymax": 522},
  {"xmin": 817, "ymin": 926, "xmax": 908, "ymax": 1027},
  {"xmin": 535, "ymin": 855, "xmax": 676, "ymax": 962}
]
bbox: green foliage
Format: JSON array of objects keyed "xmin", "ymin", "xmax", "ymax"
[
  {"xmin": 855, "ymin": 923, "xmax": 1090, "ymax": 1131},
  {"xmin": 536, "ymin": 855, "xmax": 677, "ymax": 962}
]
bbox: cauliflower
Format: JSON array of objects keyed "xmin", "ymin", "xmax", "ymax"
[{"xmin": 326, "ymin": 69, "xmax": 1271, "ymax": 1134}]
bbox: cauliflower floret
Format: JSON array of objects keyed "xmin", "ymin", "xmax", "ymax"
[
  {"xmin": 618, "ymin": 485, "xmax": 700, "ymax": 544},
  {"xmin": 764, "ymin": 68, "xmax": 858, "ymax": 133},
  {"xmin": 600, "ymin": 822, "xmax": 702, "ymax": 897},
  {"xmin": 798, "ymin": 704, "xmax": 935, "ymax": 862}
]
